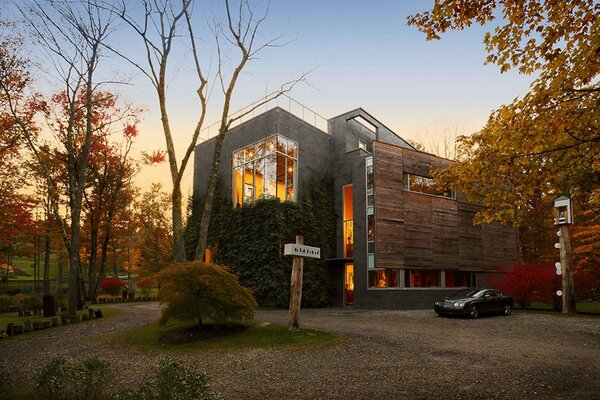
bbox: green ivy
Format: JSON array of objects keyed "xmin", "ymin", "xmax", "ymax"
[{"xmin": 185, "ymin": 174, "xmax": 337, "ymax": 307}]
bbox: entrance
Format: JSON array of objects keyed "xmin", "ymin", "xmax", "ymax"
[{"xmin": 344, "ymin": 263, "xmax": 354, "ymax": 305}]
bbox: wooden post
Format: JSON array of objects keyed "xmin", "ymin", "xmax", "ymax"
[
  {"xmin": 288, "ymin": 235, "xmax": 304, "ymax": 332},
  {"xmin": 559, "ymin": 224, "xmax": 576, "ymax": 313}
]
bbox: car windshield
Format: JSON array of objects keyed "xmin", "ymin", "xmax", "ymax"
[{"xmin": 465, "ymin": 290, "xmax": 486, "ymax": 298}]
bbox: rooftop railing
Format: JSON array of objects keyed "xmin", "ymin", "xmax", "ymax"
[{"xmin": 198, "ymin": 92, "xmax": 329, "ymax": 142}]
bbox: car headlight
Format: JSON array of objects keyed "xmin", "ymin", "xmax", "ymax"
[{"xmin": 453, "ymin": 301, "xmax": 463, "ymax": 307}]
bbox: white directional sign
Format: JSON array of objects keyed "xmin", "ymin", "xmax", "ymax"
[{"xmin": 284, "ymin": 244, "xmax": 321, "ymax": 259}]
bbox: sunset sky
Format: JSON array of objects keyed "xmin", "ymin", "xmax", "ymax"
[{"xmin": 15, "ymin": 1, "xmax": 535, "ymax": 199}]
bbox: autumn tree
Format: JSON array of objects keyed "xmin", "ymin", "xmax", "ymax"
[
  {"xmin": 4, "ymin": 0, "xmax": 138, "ymax": 314},
  {"xmin": 409, "ymin": 1, "xmax": 599, "ymax": 310},
  {"xmin": 134, "ymin": 183, "xmax": 174, "ymax": 275},
  {"xmin": 82, "ymin": 122, "xmax": 139, "ymax": 302},
  {"xmin": 0, "ymin": 25, "xmax": 37, "ymax": 276}
]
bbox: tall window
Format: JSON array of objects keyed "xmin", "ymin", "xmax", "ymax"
[
  {"xmin": 366, "ymin": 157, "xmax": 375, "ymax": 268},
  {"xmin": 343, "ymin": 185, "xmax": 354, "ymax": 258},
  {"xmin": 232, "ymin": 135, "xmax": 298, "ymax": 206},
  {"xmin": 403, "ymin": 173, "xmax": 455, "ymax": 199}
]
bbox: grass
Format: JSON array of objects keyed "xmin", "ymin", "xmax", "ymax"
[
  {"xmin": 8, "ymin": 255, "xmax": 61, "ymax": 281},
  {"xmin": 120, "ymin": 319, "xmax": 342, "ymax": 351},
  {"xmin": 0, "ymin": 307, "xmax": 120, "ymax": 345},
  {"xmin": 576, "ymin": 302, "xmax": 600, "ymax": 314},
  {"xmin": 515, "ymin": 301, "xmax": 600, "ymax": 317}
]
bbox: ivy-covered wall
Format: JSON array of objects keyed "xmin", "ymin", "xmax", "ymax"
[{"xmin": 185, "ymin": 174, "xmax": 337, "ymax": 307}]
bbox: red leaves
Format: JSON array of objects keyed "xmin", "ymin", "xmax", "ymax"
[
  {"xmin": 142, "ymin": 150, "xmax": 166, "ymax": 165},
  {"xmin": 136, "ymin": 278, "xmax": 155, "ymax": 288},
  {"xmin": 123, "ymin": 124, "xmax": 138, "ymax": 139},
  {"xmin": 100, "ymin": 278, "xmax": 124, "ymax": 290},
  {"xmin": 491, "ymin": 261, "xmax": 559, "ymax": 308}
]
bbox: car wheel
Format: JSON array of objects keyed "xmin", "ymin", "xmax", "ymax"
[
  {"xmin": 503, "ymin": 303, "xmax": 512, "ymax": 316},
  {"xmin": 469, "ymin": 305, "xmax": 479, "ymax": 319}
]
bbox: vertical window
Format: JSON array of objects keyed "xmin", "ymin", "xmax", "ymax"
[
  {"xmin": 366, "ymin": 157, "xmax": 375, "ymax": 269},
  {"xmin": 232, "ymin": 135, "xmax": 298, "ymax": 205},
  {"xmin": 358, "ymin": 139, "xmax": 366, "ymax": 151},
  {"xmin": 343, "ymin": 185, "xmax": 354, "ymax": 258}
]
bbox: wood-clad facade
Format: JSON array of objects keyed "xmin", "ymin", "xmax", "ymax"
[{"xmin": 373, "ymin": 141, "xmax": 517, "ymax": 274}]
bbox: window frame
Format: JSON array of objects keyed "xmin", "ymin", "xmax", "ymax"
[
  {"xmin": 231, "ymin": 134, "xmax": 298, "ymax": 205},
  {"xmin": 403, "ymin": 173, "xmax": 456, "ymax": 200}
]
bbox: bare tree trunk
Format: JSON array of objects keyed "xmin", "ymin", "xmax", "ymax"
[
  {"xmin": 43, "ymin": 230, "xmax": 51, "ymax": 294},
  {"xmin": 195, "ymin": 133, "xmax": 226, "ymax": 260},
  {"xmin": 559, "ymin": 224, "xmax": 576, "ymax": 313},
  {"xmin": 87, "ymin": 217, "xmax": 99, "ymax": 300},
  {"xmin": 57, "ymin": 253, "xmax": 63, "ymax": 291}
]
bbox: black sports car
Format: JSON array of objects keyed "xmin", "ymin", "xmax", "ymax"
[{"xmin": 434, "ymin": 289, "xmax": 513, "ymax": 318}]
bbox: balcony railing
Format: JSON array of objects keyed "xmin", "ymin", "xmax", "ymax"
[{"xmin": 198, "ymin": 92, "xmax": 328, "ymax": 142}]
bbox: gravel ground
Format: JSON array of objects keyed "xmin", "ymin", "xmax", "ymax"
[{"xmin": 1, "ymin": 303, "xmax": 599, "ymax": 399}]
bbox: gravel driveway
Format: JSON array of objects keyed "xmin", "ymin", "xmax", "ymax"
[{"xmin": 1, "ymin": 303, "xmax": 599, "ymax": 399}]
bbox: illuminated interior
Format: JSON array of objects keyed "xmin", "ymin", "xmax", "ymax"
[
  {"xmin": 204, "ymin": 246, "xmax": 214, "ymax": 264},
  {"xmin": 343, "ymin": 185, "xmax": 354, "ymax": 257},
  {"xmin": 232, "ymin": 135, "xmax": 298, "ymax": 206},
  {"xmin": 368, "ymin": 269, "xmax": 398, "ymax": 288},
  {"xmin": 345, "ymin": 263, "xmax": 354, "ymax": 305}
]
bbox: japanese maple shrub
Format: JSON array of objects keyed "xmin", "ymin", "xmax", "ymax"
[
  {"xmin": 157, "ymin": 261, "xmax": 257, "ymax": 328},
  {"xmin": 491, "ymin": 261, "xmax": 559, "ymax": 308},
  {"xmin": 100, "ymin": 278, "xmax": 124, "ymax": 296}
]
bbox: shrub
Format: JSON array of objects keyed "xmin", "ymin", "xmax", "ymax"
[
  {"xmin": 157, "ymin": 261, "xmax": 257, "ymax": 327},
  {"xmin": 34, "ymin": 357, "xmax": 112, "ymax": 400},
  {"xmin": 19, "ymin": 294, "xmax": 42, "ymax": 312},
  {"xmin": 491, "ymin": 261, "xmax": 559, "ymax": 308},
  {"xmin": 118, "ymin": 356, "xmax": 220, "ymax": 400},
  {"xmin": 0, "ymin": 366, "xmax": 12, "ymax": 394},
  {"xmin": 574, "ymin": 263, "xmax": 600, "ymax": 302},
  {"xmin": 100, "ymin": 278, "xmax": 125, "ymax": 296},
  {"xmin": 136, "ymin": 278, "xmax": 155, "ymax": 297},
  {"xmin": 0, "ymin": 295, "xmax": 17, "ymax": 313}
]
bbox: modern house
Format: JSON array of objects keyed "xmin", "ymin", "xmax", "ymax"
[{"xmin": 193, "ymin": 101, "xmax": 517, "ymax": 309}]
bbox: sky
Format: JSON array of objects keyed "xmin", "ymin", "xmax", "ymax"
[{"xmin": 12, "ymin": 1, "xmax": 535, "ymax": 200}]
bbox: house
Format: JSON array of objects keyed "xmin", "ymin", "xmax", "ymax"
[{"xmin": 193, "ymin": 103, "xmax": 517, "ymax": 309}]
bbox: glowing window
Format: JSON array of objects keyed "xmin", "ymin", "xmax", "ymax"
[{"xmin": 232, "ymin": 135, "xmax": 298, "ymax": 206}]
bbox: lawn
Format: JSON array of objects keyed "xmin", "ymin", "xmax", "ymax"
[
  {"xmin": 121, "ymin": 319, "xmax": 342, "ymax": 351},
  {"xmin": 521, "ymin": 301, "xmax": 600, "ymax": 315},
  {"xmin": 6, "ymin": 255, "xmax": 62, "ymax": 281}
]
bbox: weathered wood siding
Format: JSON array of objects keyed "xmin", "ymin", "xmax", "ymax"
[{"xmin": 372, "ymin": 141, "xmax": 517, "ymax": 271}]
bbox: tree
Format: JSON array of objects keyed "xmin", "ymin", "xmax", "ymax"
[
  {"xmin": 156, "ymin": 261, "xmax": 257, "ymax": 328},
  {"xmin": 408, "ymin": 0, "xmax": 599, "ymax": 223},
  {"xmin": 109, "ymin": 0, "xmax": 303, "ymax": 262},
  {"xmin": 0, "ymin": 24, "xmax": 37, "ymax": 278},
  {"xmin": 6, "ymin": 0, "xmax": 122, "ymax": 315},
  {"xmin": 409, "ymin": 1, "xmax": 599, "ymax": 311},
  {"xmin": 82, "ymin": 119, "xmax": 139, "ymax": 302},
  {"xmin": 135, "ymin": 183, "xmax": 174, "ymax": 275}
]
